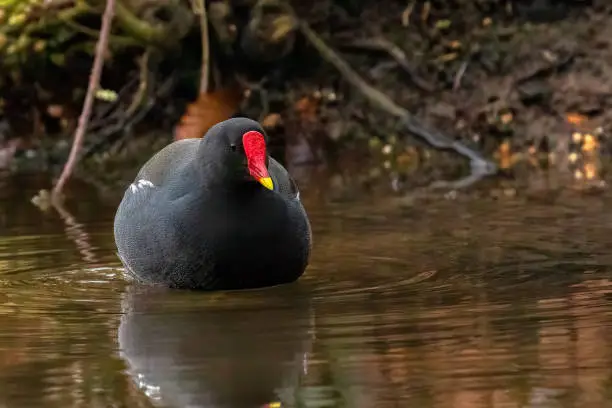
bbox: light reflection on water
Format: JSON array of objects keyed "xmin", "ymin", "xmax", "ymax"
[{"xmin": 0, "ymin": 175, "xmax": 611, "ymax": 407}]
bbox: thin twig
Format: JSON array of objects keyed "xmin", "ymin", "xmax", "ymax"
[
  {"xmin": 125, "ymin": 49, "xmax": 151, "ymax": 117},
  {"xmin": 299, "ymin": 21, "xmax": 496, "ymax": 184},
  {"xmin": 401, "ymin": 1, "xmax": 414, "ymax": 27},
  {"xmin": 60, "ymin": 16, "xmax": 137, "ymax": 46},
  {"xmin": 81, "ymin": 73, "xmax": 176, "ymax": 159},
  {"xmin": 90, "ymin": 76, "xmax": 139, "ymax": 127},
  {"xmin": 195, "ymin": 0, "xmax": 210, "ymax": 93},
  {"xmin": 52, "ymin": 0, "xmax": 116, "ymax": 200},
  {"xmin": 453, "ymin": 60, "xmax": 469, "ymax": 91}
]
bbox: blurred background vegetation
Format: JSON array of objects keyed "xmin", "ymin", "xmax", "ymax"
[{"xmin": 0, "ymin": 0, "xmax": 610, "ymax": 195}]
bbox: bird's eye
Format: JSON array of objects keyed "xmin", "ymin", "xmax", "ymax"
[{"xmin": 230, "ymin": 144, "xmax": 237, "ymax": 152}]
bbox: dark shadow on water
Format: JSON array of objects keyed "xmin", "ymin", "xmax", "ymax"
[{"xmin": 118, "ymin": 284, "xmax": 314, "ymax": 408}]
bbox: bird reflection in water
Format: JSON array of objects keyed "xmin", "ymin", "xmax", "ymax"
[{"xmin": 118, "ymin": 284, "xmax": 314, "ymax": 408}]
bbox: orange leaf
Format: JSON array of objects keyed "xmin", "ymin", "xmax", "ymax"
[
  {"xmin": 566, "ymin": 112, "xmax": 587, "ymax": 126},
  {"xmin": 174, "ymin": 84, "xmax": 244, "ymax": 141}
]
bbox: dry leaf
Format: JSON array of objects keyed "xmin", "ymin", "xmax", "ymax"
[
  {"xmin": 174, "ymin": 84, "xmax": 244, "ymax": 141},
  {"xmin": 566, "ymin": 112, "xmax": 587, "ymax": 126}
]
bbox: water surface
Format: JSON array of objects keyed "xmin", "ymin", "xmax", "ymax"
[{"xmin": 0, "ymin": 174, "xmax": 611, "ymax": 408}]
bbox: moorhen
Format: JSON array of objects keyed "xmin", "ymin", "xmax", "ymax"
[{"xmin": 113, "ymin": 117, "xmax": 311, "ymax": 290}]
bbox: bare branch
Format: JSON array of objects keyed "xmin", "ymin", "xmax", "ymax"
[{"xmin": 52, "ymin": 0, "xmax": 116, "ymax": 201}]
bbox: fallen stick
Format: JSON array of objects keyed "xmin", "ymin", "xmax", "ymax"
[
  {"xmin": 298, "ymin": 21, "xmax": 497, "ymax": 188},
  {"xmin": 51, "ymin": 0, "xmax": 116, "ymax": 201}
]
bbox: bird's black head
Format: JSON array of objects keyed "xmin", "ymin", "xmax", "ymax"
[{"xmin": 198, "ymin": 117, "xmax": 273, "ymax": 190}]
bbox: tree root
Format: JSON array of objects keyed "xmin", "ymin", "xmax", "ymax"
[
  {"xmin": 298, "ymin": 21, "xmax": 497, "ymax": 190},
  {"xmin": 340, "ymin": 37, "xmax": 435, "ymax": 92}
]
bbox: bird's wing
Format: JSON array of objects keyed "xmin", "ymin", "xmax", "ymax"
[
  {"xmin": 134, "ymin": 139, "xmax": 201, "ymax": 187},
  {"xmin": 120, "ymin": 139, "xmax": 200, "ymax": 208},
  {"xmin": 268, "ymin": 157, "xmax": 301, "ymax": 201}
]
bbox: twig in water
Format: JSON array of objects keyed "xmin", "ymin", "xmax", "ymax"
[
  {"xmin": 53, "ymin": 198, "xmax": 98, "ymax": 264},
  {"xmin": 299, "ymin": 21, "xmax": 497, "ymax": 188},
  {"xmin": 51, "ymin": 0, "xmax": 116, "ymax": 201},
  {"xmin": 31, "ymin": 190, "xmax": 98, "ymax": 262}
]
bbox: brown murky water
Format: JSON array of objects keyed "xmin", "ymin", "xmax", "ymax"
[{"xmin": 1, "ymin": 173, "xmax": 612, "ymax": 408}]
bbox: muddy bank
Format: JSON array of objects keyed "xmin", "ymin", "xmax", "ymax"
[{"xmin": 1, "ymin": 0, "xmax": 611, "ymax": 195}]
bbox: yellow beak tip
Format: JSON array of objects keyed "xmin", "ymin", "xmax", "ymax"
[{"xmin": 259, "ymin": 177, "xmax": 274, "ymax": 190}]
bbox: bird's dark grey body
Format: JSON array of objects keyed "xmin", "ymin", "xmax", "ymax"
[{"xmin": 113, "ymin": 119, "xmax": 311, "ymax": 290}]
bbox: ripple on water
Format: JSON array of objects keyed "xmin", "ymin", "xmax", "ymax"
[
  {"xmin": 1, "ymin": 185, "xmax": 612, "ymax": 407},
  {"xmin": 0, "ymin": 226, "xmax": 125, "ymax": 312},
  {"xmin": 0, "ymin": 267, "xmax": 126, "ymax": 317}
]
